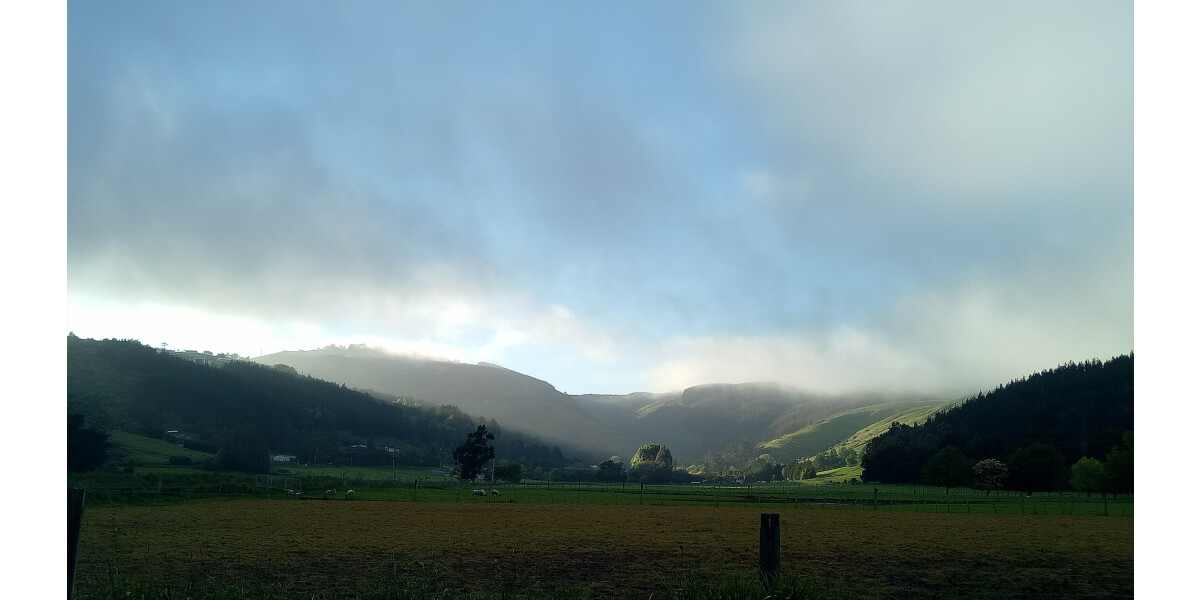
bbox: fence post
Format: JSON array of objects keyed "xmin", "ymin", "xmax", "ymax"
[
  {"xmin": 412, "ymin": 479, "xmax": 418, "ymax": 502},
  {"xmin": 68, "ymin": 488, "xmax": 86, "ymax": 600},
  {"xmin": 759, "ymin": 513, "xmax": 781, "ymax": 586}
]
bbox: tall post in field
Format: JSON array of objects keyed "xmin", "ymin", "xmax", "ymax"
[
  {"xmin": 759, "ymin": 513, "xmax": 781, "ymax": 586},
  {"xmin": 68, "ymin": 488, "xmax": 86, "ymax": 600}
]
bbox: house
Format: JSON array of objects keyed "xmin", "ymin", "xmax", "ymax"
[{"xmin": 271, "ymin": 454, "xmax": 297, "ymax": 463}]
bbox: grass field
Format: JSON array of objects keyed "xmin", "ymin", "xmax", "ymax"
[
  {"xmin": 70, "ymin": 467, "xmax": 1133, "ymax": 518},
  {"xmin": 73, "ymin": 499, "xmax": 1133, "ymax": 600}
]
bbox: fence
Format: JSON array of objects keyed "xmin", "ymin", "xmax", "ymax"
[{"xmin": 65, "ymin": 473, "xmax": 1133, "ymax": 516}]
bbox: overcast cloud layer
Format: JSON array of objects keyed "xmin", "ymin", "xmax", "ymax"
[{"xmin": 67, "ymin": 1, "xmax": 1132, "ymax": 396}]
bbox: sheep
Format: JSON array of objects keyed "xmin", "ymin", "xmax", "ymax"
[
  {"xmin": 472, "ymin": 489, "xmax": 486, "ymax": 496},
  {"xmin": 345, "ymin": 489, "xmax": 356, "ymax": 499},
  {"xmin": 491, "ymin": 489, "xmax": 500, "ymax": 496},
  {"xmin": 325, "ymin": 488, "xmax": 336, "ymax": 498}
]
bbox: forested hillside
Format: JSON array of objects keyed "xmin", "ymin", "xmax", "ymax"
[
  {"xmin": 861, "ymin": 354, "xmax": 1133, "ymax": 490},
  {"xmin": 67, "ymin": 336, "xmax": 586, "ymax": 473}
]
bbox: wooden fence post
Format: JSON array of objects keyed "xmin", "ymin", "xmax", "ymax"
[
  {"xmin": 759, "ymin": 513, "xmax": 781, "ymax": 586},
  {"xmin": 68, "ymin": 488, "xmax": 86, "ymax": 600}
]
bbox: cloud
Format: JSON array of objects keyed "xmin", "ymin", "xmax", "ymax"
[
  {"xmin": 66, "ymin": 2, "xmax": 1133, "ymax": 397},
  {"xmin": 646, "ymin": 239, "xmax": 1133, "ymax": 397},
  {"xmin": 727, "ymin": 1, "xmax": 1132, "ymax": 203}
]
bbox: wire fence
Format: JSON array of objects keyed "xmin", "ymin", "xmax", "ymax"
[{"xmin": 67, "ymin": 474, "xmax": 1133, "ymax": 517}]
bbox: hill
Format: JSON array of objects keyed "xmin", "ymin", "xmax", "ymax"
[
  {"xmin": 68, "ymin": 336, "xmax": 588, "ymax": 473},
  {"xmin": 253, "ymin": 346, "xmax": 637, "ymax": 458},
  {"xmin": 758, "ymin": 399, "xmax": 953, "ymax": 463},
  {"xmin": 573, "ymin": 385, "xmax": 951, "ymax": 466},
  {"xmin": 860, "ymin": 354, "xmax": 1134, "ymax": 486},
  {"xmin": 252, "ymin": 346, "xmax": 960, "ymax": 465}
]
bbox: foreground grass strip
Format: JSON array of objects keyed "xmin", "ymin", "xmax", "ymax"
[{"xmin": 74, "ymin": 500, "xmax": 1131, "ymax": 600}]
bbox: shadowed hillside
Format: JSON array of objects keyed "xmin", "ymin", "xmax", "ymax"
[
  {"xmin": 68, "ymin": 336, "xmax": 589, "ymax": 472},
  {"xmin": 253, "ymin": 346, "xmax": 638, "ymax": 458}
]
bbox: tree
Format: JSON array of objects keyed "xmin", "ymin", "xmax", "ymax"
[
  {"xmin": 1104, "ymin": 431, "xmax": 1133, "ymax": 494},
  {"xmin": 920, "ymin": 446, "xmax": 973, "ymax": 493},
  {"xmin": 744, "ymin": 454, "xmax": 780, "ymax": 482},
  {"xmin": 214, "ymin": 423, "xmax": 270, "ymax": 474},
  {"xmin": 972, "ymin": 458, "xmax": 1008, "ymax": 494},
  {"xmin": 493, "ymin": 460, "xmax": 524, "ymax": 484},
  {"xmin": 1006, "ymin": 443, "xmax": 1068, "ymax": 493},
  {"xmin": 629, "ymin": 443, "xmax": 674, "ymax": 483},
  {"xmin": 782, "ymin": 459, "xmax": 817, "ymax": 481},
  {"xmin": 595, "ymin": 459, "xmax": 625, "ymax": 483},
  {"xmin": 813, "ymin": 449, "xmax": 844, "ymax": 472},
  {"xmin": 68, "ymin": 413, "xmax": 110, "ymax": 473},
  {"xmin": 452, "ymin": 424, "xmax": 496, "ymax": 481},
  {"xmin": 1069, "ymin": 457, "xmax": 1110, "ymax": 497},
  {"xmin": 839, "ymin": 447, "xmax": 859, "ymax": 467}
]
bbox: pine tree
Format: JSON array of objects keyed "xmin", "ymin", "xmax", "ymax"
[{"xmin": 452, "ymin": 425, "xmax": 496, "ymax": 481}]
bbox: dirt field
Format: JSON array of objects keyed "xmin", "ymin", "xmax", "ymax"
[{"xmin": 74, "ymin": 499, "xmax": 1133, "ymax": 599}]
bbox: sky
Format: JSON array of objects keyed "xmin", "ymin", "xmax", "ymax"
[{"xmin": 63, "ymin": 0, "xmax": 1135, "ymax": 397}]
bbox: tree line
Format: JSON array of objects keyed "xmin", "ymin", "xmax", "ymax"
[{"xmin": 859, "ymin": 354, "xmax": 1133, "ymax": 493}]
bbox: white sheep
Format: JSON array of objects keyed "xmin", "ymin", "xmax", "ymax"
[
  {"xmin": 325, "ymin": 488, "xmax": 336, "ymax": 498},
  {"xmin": 491, "ymin": 489, "xmax": 500, "ymax": 496},
  {"xmin": 472, "ymin": 489, "xmax": 486, "ymax": 496},
  {"xmin": 345, "ymin": 489, "xmax": 356, "ymax": 499}
]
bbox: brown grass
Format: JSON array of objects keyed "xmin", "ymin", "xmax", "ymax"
[{"xmin": 75, "ymin": 500, "xmax": 1132, "ymax": 599}]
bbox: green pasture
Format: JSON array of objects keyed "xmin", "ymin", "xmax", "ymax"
[
  {"xmin": 88, "ymin": 433, "xmax": 1129, "ymax": 516},
  {"xmin": 70, "ymin": 467, "xmax": 1133, "ymax": 516},
  {"xmin": 108, "ymin": 430, "xmax": 213, "ymax": 465}
]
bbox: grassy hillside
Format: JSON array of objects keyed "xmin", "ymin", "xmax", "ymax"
[
  {"xmin": 109, "ymin": 430, "xmax": 215, "ymax": 465},
  {"xmin": 759, "ymin": 400, "xmax": 953, "ymax": 462}
]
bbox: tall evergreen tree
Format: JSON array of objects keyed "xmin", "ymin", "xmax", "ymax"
[
  {"xmin": 452, "ymin": 424, "xmax": 496, "ymax": 481},
  {"xmin": 921, "ymin": 446, "xmax": 973, "ymax": 493},
  {"xmin": 215, "ymin": 423, "xmax": 270, "ymax": 474},
  {"xmin": 1104, "ymin": 431, "xmax": 1133, "ymax": 494},
  {"xmin": 67, "ymin": 413, "xmax": 110, "ymax": 473},
  {"xmin": 1007, "ymin": 443, "xmax": 1069, "ymax": 493}
]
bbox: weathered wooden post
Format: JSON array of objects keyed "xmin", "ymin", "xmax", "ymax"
[
  {"xmin": 412, "ymin": 479, "xmax": 418, "ymax": 502},
  {"xmin": 759, "ymin": 513, "xmax": 780, "ymax": 586},
  {"xmin": 68, "ymin": 488, "xmax": 86, "ymax": 600}
]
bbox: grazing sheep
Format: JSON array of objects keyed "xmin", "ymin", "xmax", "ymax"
[
  {"xmin": 491, "ymin": 489, "xmax": 500, "ymax": 496},
  {"xmin": 345, "ymin": 489, "xmax": 355, "ymax": 499},
  {"xmin": 472, "ymin": 489, "xmax": 486, "ymax": 496},
  {"xmin": 325, "ymin": 488, "xmax": 336, "ymax": 498}
]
